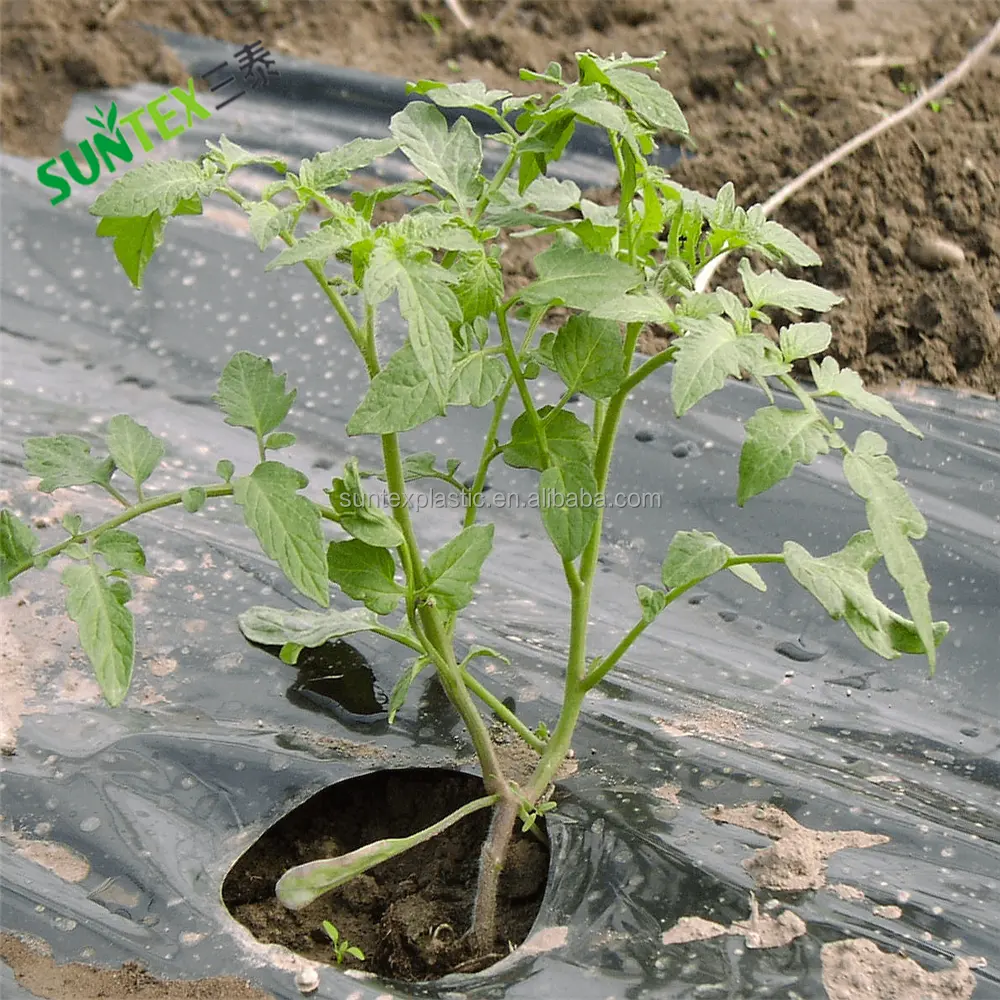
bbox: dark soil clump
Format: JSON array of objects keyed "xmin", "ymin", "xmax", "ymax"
[{"xmin": 222, "ymin": 768, "xmax": 549, "ymax": 982}]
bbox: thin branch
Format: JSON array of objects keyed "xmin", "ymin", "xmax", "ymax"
[{"xmin": 695, "ymin": 15, "xmax": 1000, "ymax": 293}]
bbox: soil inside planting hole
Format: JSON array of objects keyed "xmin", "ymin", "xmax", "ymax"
[{"xmin": 222, "ymin": 768, "xmax": 550, "ymax": 982}]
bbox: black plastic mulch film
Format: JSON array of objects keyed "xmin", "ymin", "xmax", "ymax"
[{"xmin": 1, "ymin": 32, "xmax": 998, "ymax": 1000}]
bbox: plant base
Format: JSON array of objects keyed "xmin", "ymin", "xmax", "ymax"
[{"xmin": 223, "ymin": 768, "xmax": 550, "ymax": 981}]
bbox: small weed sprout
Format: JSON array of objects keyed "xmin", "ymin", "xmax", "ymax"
[
  {"xmin": 1, "ymin": 51, "xmax": 946, "ymax": 964},
  {"xmin": 321, "ymin": 921, "xmax": 365, "ymax": 965}
]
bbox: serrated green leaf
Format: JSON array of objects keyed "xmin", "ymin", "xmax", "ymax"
[
  {"xmin": 449, "ymin": 352, "xmax": 507, "ymax": 407},
  {"xmin": 94, "ymin": 529, "xmax": 149, "ymax": 575},
  {"xmin": 784, "ymin": 532, "xmax": 946, "ymax": 663},
  {"xmin": 213, "ymin": 352, "xmax": 296, "ymax": 440},
  {"xmin": 238, "ymin": 603, "xmax": 379, "ymax": 649},
  {"xmin": 328, "ymin": 458, "xmax": 404, "ymax": 548},
  {"xmin": 387, "ymin": 655, "xmax": 432, "ymax": 724},
  {"xmin": 394, "ymin": 452, "xmax": 460, "ymax": 482},
  {"xmin": 670, "ymin": 315, "xmax": 765, "ymax": 416},
  {"xmin": 63, "ymin": 542, "xmax": 89, "ymax": 561},
  {"xmin": 539, "ymin": 462, "xmax": 598, "ymax": 560},
  {"xmin": 552, "ymin": 315, "xmax": 624, "ymax": 400},
  {"xmin": 327, "ymin": 539, "xmax": 404, "ymax": 614},
  {"xmin": 62, "ymin": 513, "xmax": 82, "ymax": 535},
  {"xmin": 206, "ymin": 135, "xmax": 288, "ymax": 174},
  {"xmin": 347, "ymin": 344, "xmax": 440, "ymax": 435},
  {"xmin": 519, "ymin": 240, "xmax": 642, "ymax": 310},
  {"xmin": 589, "ymin": 290, "xmax": 674, "ymax": 324},
  {"xmin": 842, "ymin": 431, "xmax": 936, "ymax": 668},
  {"xmin": 557, "ymin": 83, "xmax": 631, "ymax": 133},
  {"xmin": 738, "ymin": 258, "xmax": 842, "ymax": 314},
  {"xmin": 758, "ymin": 219, "xmax": 822, "ymax": 267},
  {"xmin": 265, "ymin": 432, "xmax": 296, "ymax": 451},
  {"xmin": 90, "ymin": 159, "xmax": 218, "ymax": 218},
  {"xmin": 351, "ymin": 180, "xmax": 434, "ymax": 222},
  {"xmin": 217, "ymin": 459, "xmax": 235, "ymax": 482},
  {"xmin": 24, "ymin": 435, "xmax": 115, "ymax": 493},
  {"xmin": 780, "ymin": 322, "xmax": 832, "ymax": 362},
  {"xmin": 661, "ymin": 530, "xmax": 730, "ymax": 589},
  {"xmin": 95, "ymin": 213, "xmax": 166, "ymax": 289},
  {"xmin": 299, "ymin": 137, "xmax": 399, "ymax": 190},
  {"xmin": 181, "ymin": 487, "xmax": 207, "ymax": 512},
  {"xmin": 810, "ymin": 356, "xmax": 921, "ymax": 436},
  {"xmin": 0, "ymin": 510, "xmax": 38, "ymax": 596},
  {"xmin": 390, "ymin": 102, "xmax": 483, "ymax": 213},
  {"xmin": 266, "ymin": 206, "xmax": 370, "ymax": 270},
  {"xmin": 502, "ymin": 407, "xmax": 594, "ymax": 471},
  {"xmin": 105, "ymin": 414, "xmax": 164, "ymax": 490},
  {"xmin": 408, "ymin": 79, "xmax": 513, "ymax": 110},
  {"xmin": 738, "ymin": 406, "xmax": 832, "ymax": 505},
  {"xmin": 363, "ymin": 242, "xmax": 460, "ymax": 411},
  {"xmin": 451, "ymin": 250, "xmax": 504, "ymax": 322},
  {"xmin": 233, "ymin": 462, "xmax": 329, "ymax": 607},
  {"xmin": 603, "ymin": 67, "xmax": 688, "ymax": 133},
  {"xmin": 246, "ymin": 200, "xmax": 298, "ymax": 250},
  {"xmin": 62, "ymin": 561, "xmax": 134, "ymax": 707},
  {"xmin": 423, "ymin": 523, "xmax": 494, "ymax": 612},
  {"xmin": 636, "ymin": 584, "xmax": 667, "ymax": 623},
  {"xmin": 388, "ymin": 212, "xmax": 482, "ymax": 252}
]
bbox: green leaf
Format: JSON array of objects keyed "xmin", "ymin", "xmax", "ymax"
[
  {"xmin": 451, "ymin": 250, "xmax": 504, "ymax": 322},
  {"xmin": 408, "ymin": 79, "xmax": 513, "ymax": 110},
  {"xmin": 94, "ymin": 529, "xmax": 149, "ymax": 575},
  {"xmin": 636, "ymin": 584, "xmax": 667, "ymax": 623},
  {"xmin": 90, "ymin": 159, "xmax": 218, "ymax": 218},
  {"xmin": 363, "ymin": 243, "xmax": 460, "ymax": 411},
  {"xmin": 556, "ymin": 83, "xmax": 631, "ymax": 133},
  {"xmin": 205, "ymin": 135, "xmax": 288, "ymax": 174},
  {"xmin": 603, "ymin": 67, "xmax": 688, "ymax": 133},
  {"xmin": 810, "ymin": 356, "xmax": 921, "ymax": 436},
  {"xmin": 394, "ymin": 452, "xmax": 461, "ymax": 482},
  {"xmin": 390, "ymin": 102, "xmax": 483, "ymax": 213},
  {"xmin": 351, "ymin": 179, "xmax": 434, "ymax": 222},
  {"xmin": 758, "ymin": 219, "xmax": 822, "ymax": 267},
  {"xmin": 105, "ymin": 415, "xmax": 164, "ymax": 491},
  {"xmin": 552, "ymin": 315, "xmax": 624, "ymax": 400},
  {"xmin": 246, "ymin": 200, "xmax": 299, "ymax": 250},
  {"xmin": 589, "ymin": 290, "xmax": 674, "ymax": 324},
  {"xmin": 238, "ymin": 603, "xmax": 379, "ymax": 649},
  {"xmin": 24, "ymin": 435, "xmax": 114, "ymax": 492},
  {"xmin": 738, "ymin": 258, "xmax": 843, "ymax": 315},
  {"xmin": 661, "ymin": 530, "xmax": 730, "ymax": 589},
  {"xmin": 737, "ymin": 406, "xmax": 832, "ymax": 505},
  {"xmin": 539, "ymin": 463, "xmax": 598, "ymax": 560},
  {"xmin": 265, "ymin": 432, "xmax": 296, "ymax": 451},
  {"xmin": 62, "ymin": 513, "xmax": 82, "ymax": 536},
  {"xmin": 0, "ymin": 510, "xmax": 38, "ymax": 596},
  {"xmin": 423, "ymin": 523, "xmax": 494, "ymax": 612},
  {"xmin": 728, "ymin": 563, "xmax": 767, "ymax": 592},
  {"xmin": 784, "ymin": 532, "xmax": 946, "ymax": 662},
  {"xmin": 502, "ymin": 407, "xmax": 594, "ymax": 471},
  {"xmin": 95, "ymin": 213, "xmax": 166, "ymax": 289},
  {"xmin": 327, "ymin": 539, "xmax": 404, "ymax": 615},
  {"xmin": 328, "ymin": 458, "xmax": 404, "ymax": 549},
  {"xmin": 780, "ymin": 323, "xmax": 832, "ymax": 362},
  {"xmin": 266, "ymin": 206, "xmax": 370, "ymax": 269},
  {"xmin": 63, "ymin": 542, "xmax": 89, "ymax": 561},
  {"xmin": 670, "ymin": 315, "xmax": 765, "ymax": 416},
  {"xmin": 181, "ymin": 487, "xmax": 207, "ymax": 513},
  {"xmin": 213, "ymin": 352, "xmax": 296, "ymax": 440},
  {"xmin": 842, "ymin": 431, "xmax": 936, "ymax": 669},
  {"xmin": 233, "ymin": 462, "xmax": 329, "ymax": 607},
  {"xmin": 216, "ymin": 459, "xmax": 235, "ymax": 483},
  {"xmin": 299, "ymin": 137, "xmax": 399, "ymax": 190},
  {"xmin": 449, "ymin": 351, "xmax": 507, "ymax": 407},
  {"xmin": 280, "ymin": 642, "xmax": 304, "ymax": 665},
  {"xmin": 519, "ymin": 240, "xmax": 642, "ymax": 310},
  {"xmin": 347, "ymin": 344, "xmax": 440, "ymax": 435},
  {"xmin": 62, "ymin": 561, "xmax": 134, "ymax": 707},
  {"xmin": 387, "ymin": 655, "xmax": 432, "ymax": 724}
]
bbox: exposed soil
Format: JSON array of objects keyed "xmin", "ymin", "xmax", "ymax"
[
  {"xmin": 2, "ymin": 0, "xmax": 999, "ymax": 393},
  {"xmin": 222, "ymin": 768, "xmax": 550, "ymax": 982},
  {"xmin": 661, "ymin": 894, "xmax": 807, "ymax": 949},
  {"xmin": 0, "ymin": 934, "xmax": 273, "ymax": 1000},
  {"xmin": 1, "ymin": 1, "xmax": 998, "ymax": 393}
]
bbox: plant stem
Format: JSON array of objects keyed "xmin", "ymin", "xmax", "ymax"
[
  {"xmin": 461, "ymin": 669, "xmax": 545, "ymax": 752},
  {"xmin": 468, "ymin": 796, "xmax": 519, "ymax": 950},
  {"xmin": 8, "ymin": 484, "xmax": 234, "ymax": 582}
]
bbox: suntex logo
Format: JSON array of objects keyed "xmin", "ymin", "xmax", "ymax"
[{"xmin": 36, "ymin": 79, "xmax": 212, "ymax": 206}]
